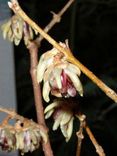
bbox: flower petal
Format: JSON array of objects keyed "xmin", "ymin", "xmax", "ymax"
[
  {"xmin": 16, "ymin": 132, "xmax": 24, "ymax": 150},
  {"xmin": 12, "ymin": 18, "xmax": 23, "ymax": 40},
  {"xmin": 28, "ymin": 26, "xmax": 34, "ymax": 40},
  {"xmin": 42, "ymin": 81, "xmax": 51, "ymax": 102},
  {"xmin": 14, "ymin": 37, "xmax": 21, "ymax": 45},
  {"xmin": 53, "ymin": 68, "xmax": 62, "ymax": 89},
  {"xmin": 68, "ymin": 63, "xmax": 81, "ymax": 76},
  {"xmin": 7, "ymin": 27, "xmax": 13, "ymax": 41},
  {"xmin": 64, "ymin": 69, "xmax": 83, "ymax": 96},
  {"xmin": 45, "ymin": 109, "xmax": 54, "ymax": 119},
  {"xmin": 40, "ymin": 130, "xmax": 48, "ymax": 143},
  {"xmin": 60, "ymin": 125, "xmax": 68, "ymax": 138},
  {"xmin": 60, "ymin": 112, "xmax": 72, "ymax": 125},
  {"xmin": 37, "ymin": 58, "xmax": 53, "ymax": 83},
  {"xmin": 43, "ymin": 64, "xmax": 54, "ymax": 82},
  {"xmin": 1, "ymin": 20, "xmax": 11, "ymax": 39},
  {"xmin": 44, "ymin": 101, "xmax": 59, "ymax": 114},
  {"xmin": 53, "ymin": 113, "xmax": 63, "ymax": 130},
  {"xmin": 51, "ymin": 89, "xmax": 62, "ymax": 97},
  {"xmin": 66, "ymin": 117, "xmax": 74, "ymax": 142}
]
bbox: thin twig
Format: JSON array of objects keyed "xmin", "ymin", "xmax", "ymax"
[
  {"xmin": 35, "ymin": 0, "xmax": 75, "ymax": 46},
  {"xmin": 76, "ymin": 114, "xmax": 86, "ymax": 156},
  {"xmin": 0, "ymin": 105, "xmax": 41, "ymax": 128},
  {"xmin": 0, "ymin": 106, "xmax": 23, "ymax": 120},
  {"xmin": 85, "ymin": 124, "xmax": 105, "ymax": 156},
  {"xmin": 8, "ymin": 0, "xmax": 117, "ymax": 103}
]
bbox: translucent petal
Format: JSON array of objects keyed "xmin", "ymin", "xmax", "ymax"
[
  {"xmin": 66, "ymin": 117, "xmax": 74, "ymax": 142},
  {"xmin": 45, "ymin": 109, "xmax": 54, "ymax": 119},
  {"xmin": 42, "ymin": 81, "xmax": 51, "ymax": 102},
  {"xmin": 1, "ymin": 20, "xmax": 11, "ymax": 39},
  {"xmin": 64, "ymin": 69, "xmax": 83, "ymax": 96},
  {"xmin": 12, "ymin": 21, "xmax": 23, "ymax": 40},
  {"xmin": 7, "ymin": 27, "xmax": 13, "ymax": 41},
  {"xmin": 16, "ymin": 132, "xmax": 24, "ymax": 150},
  {"xmin": 60, "ymin": 125, "xmax": 68, "ymax": 138},
  {"xmin": 68, "ymin": 63, "xmax": 81, "ymax": 76},
  {"xmin": 14, "ymin": 37, "xmax": 21, "ymax": 46},
  {"xmin": 53, "ymin": 113, "xmax": 63, "ymax": 130},
  {"xmin": 53, "ymin": 68, "xmax": 62, "ymax": 89},
  {"xmin": 44, "ymin": 101, "xmax": 59, "ymax": 114},
  {"xmin": 51, "ymin": 89, "xmax": 62, "ymax": 97},
  {"xmin": 43, "ymin": 48, "xmax": 59, "ymax": 60},
  {"xmin": 39, "ymin": 48, "xmax": 58, "ymax": 64},
  {"xmin": 60, "ymin": 112, "xmax": 72, "ymax": 125},
  {"xmin": 43, "ymin": 64, "xmax": 54, "ymax": 82},
  {"xmin": 29, "ymin": 26, "xmax": 34, "ymax": 39},
  {"xmin": 37, "ymin": 58, "xmax": 53, "ymax": 83}
]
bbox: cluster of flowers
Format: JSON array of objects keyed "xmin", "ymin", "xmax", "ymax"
[
  {"xmin": 37, "ymin": 41, "xmax": 84, "ymax": 141},
  {"xmin": 1, "ymin": 15, "xmax": 37, "ymax": 46},
  {"xmin": 0, "ymin": 119, "xmax": 47, "ymax": 155},
  {"xmin": 37, "ymin": 41, "xmax": 83, "ymax": 103}
]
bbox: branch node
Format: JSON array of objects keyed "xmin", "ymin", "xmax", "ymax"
[{"xmin": 51, "ymin": 11, "xmax": 61, "ymax": 23}]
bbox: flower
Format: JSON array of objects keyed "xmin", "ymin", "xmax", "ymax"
[
  {"xmin": 0, "ymin": 119, "xmax": 48, "ymax": 155},
  {"xmin": 44, "ymin": 100, "xmax": 74, "ymax": 142},
  {"xmin": 37, "ymin": 42, "xmax": 83, "ymax": 102},
  {"xmin": 1, "ymin": 15, "xmax": 37, "ymax": 46}
]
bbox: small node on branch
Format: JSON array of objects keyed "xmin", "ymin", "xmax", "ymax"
[{"xmin": 50, "ymin": 11, "xmax": 61, "ymax": 23}]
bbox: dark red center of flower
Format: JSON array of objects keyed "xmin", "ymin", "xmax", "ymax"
[{"xmin": 51, "ymin": 70, "xmax": 77, "ymax": 97}]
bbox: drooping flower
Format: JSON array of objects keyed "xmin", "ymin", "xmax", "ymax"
[
  {"xmin": 37, "ymin": 42, "xmax": 83, "ymax": 102},
  {"xmin": 0, "ymin": 119, "xmax": 48, "ymax": 155},
  {"xmin": 44, "ymin": 99, "xmax": 76, "ymax": 142},
  {"xmin": 1, "ymin": 15, "xmax": 37, "ymax": 46}
]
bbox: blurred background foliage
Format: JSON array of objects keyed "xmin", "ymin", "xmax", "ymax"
[{"xmin": 14, "ymin": 0, "xmax": 117, "ymax": 155}]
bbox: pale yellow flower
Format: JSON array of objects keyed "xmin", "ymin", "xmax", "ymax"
[
  {"xmin": 37, "ymin": 42, "xmax": 83, "ymax": 102},
  {"xmin": 1, "ymin": 15, "xmax": 36, "ymax": 46},
  {"xmin": 44, "ymin": 100, "xmax": 74, "ymax": 142}
]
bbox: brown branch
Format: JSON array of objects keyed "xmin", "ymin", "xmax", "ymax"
[
  {"xmin": 35, "ymin": 0, "xmax": 75, "ymax": 46},
  {"xmin": 85, "ymin": 124, "xmax": 105, "ymax": 156},
  {"xmin": 28, "ymin": 41, "xmax": 54, "ymax": 156},
  {"xmin": 0, "ymin": 105, "xmax": 42, "ymax": 128},
  {"xmin": 0, "ymin": 106, "xmax": 24, "ymax": 121},
  {"xmin": 76, "ymin": 114, "xmax": 86, "ymax": 156},
  {"xmin": 76, "ymin": 114, "xmax": 105, "ymax": 156},
  {"xmin": 8, "ymin": 0, "xmax": 117, "ymax": 103}
]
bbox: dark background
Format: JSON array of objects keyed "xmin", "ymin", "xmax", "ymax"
[{"xmin": 15, "ymin": 0, "xmax": 117, "ymax": 156}]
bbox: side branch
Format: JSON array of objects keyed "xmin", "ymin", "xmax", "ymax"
[
  {"xmin": 35, "ymin": 0, "xmax": 75, "ymax": 46},
  {"xmin": 85, "ymin": 125, "xmax": 105, "ymax": 156}
]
